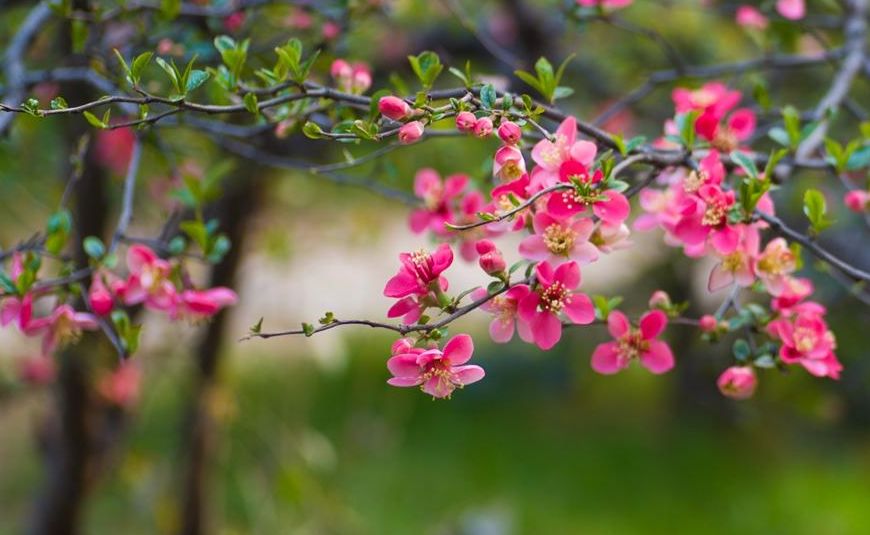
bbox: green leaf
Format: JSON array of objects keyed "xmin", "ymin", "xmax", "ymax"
[
  {"xmin": 479, "ymin": 83, "xmax": 497, "ymax": 109},
  {"xmin": 514, "ymin": 69, "xmax": 544, "ymax": 98},
  {"xmin": 763, "ymin": 148, "xmax": 788, "ymax": 180},
  {"xmin": 0, "ymin": 272, "xmax": 17, "ymax": 294},
  {"xmin": 302, "ymin": 322, "xmax": 315, "ymax": 337},
  {"xmin": 250, "ymin": 317, "xmax": 263, "ymax": 334},
  {"xmin": 732, "ymin": 339, "xmax": 751, "ymax": 361},
  {"xmin": 83, "ymin": 110, "xmax": 107, "ymax": 129},
  {"xmin": 83, "ymin": 236, "xmax": 106, "ymax": 259},
  {"xmin": 130, "ymin": 52, "xmax": 153, "ymax": 84},
  {"xmin": 302, "ymin": 121, "xmax": 324, "ymax": 139},
  {"xmin": 155, "ymin": 56, "xmax": 181, "ymax": 95},
  {"xmin": 243, "ymin": 92, "xmax": 259, "ymax": 115},
  {"xmin": 113, "ymin": 49, "xmax": 131, "ymax": 78},
  {"xmin": 408, "ymin": 51, "xmax": 443, "ymax": 89},
  {"xmin": 768, "ymin": 126, "xmax": 791, "ymax": 147},
  {"xmin": 675, "ymin": 111, "xmax": 699, "ymax": 148},
  {"xmin": 50, "ymin": 96, "xmax": 68, "ymax": 110},
  {"xmin": 802, "ymin": 188, "xmax": 833, "ymax": 234},
  {"xmin": 730, "ymin": 150, "xmax": 758, "ymax": 179},
  {"xmin": 185, "ymin": 70, "xmax": 210, "ymax": 94},
  {"xmin": 782, "ymin": 106, "xmax": 801, "ymax": 148},
  {"xmin": 160, "ymin": 0, "xmax": 180, "ymax": 19}
]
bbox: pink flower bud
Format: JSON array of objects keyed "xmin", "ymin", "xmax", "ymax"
[
  {"xmin": 330, "ymin": 59, "xmax": 352, "ymax": 79},
  {"xmin": 378, "ymin": 96, "xmax": 412, "ymax": 121},
  {"xmin": 776, "ymin": 0, "xmax": 805, "ymax": 20},
  {"xmin": 699, "ymin": 314, "xmax": 718, "ymax": 333},
  {"xmin": 223, "ymin": 11, "xmax": 245, "ymax": 33},
  {"xmin": 473, "ymin": 117, "xmax": 493, "ymax": 138},
  {"xmin": 398, "ymin": 121, "xmax": 424, "ymax": 144},
  {"xmin": 322, "ymin": 20, "xmax": 341, "ymax": 40},
  {"xmin": 497, "ymin": 121, "xmax": 522, "ymax": 145},
  {"xmin": 476, "ymin": 240, "xmax": 506, "ymax": 275},
  {"xmin": 89, "ymin": 281, "xmax": 114, "ymax": 317},
  {"xmin": 455, "ymin": 111, "xmax": 476, "ymax": 132},
  {"xmin": 391, "ymin": 338, "xmax": 415, "ymax": 355},
  {"xmin": 351, "ymin": 64, "xmax": 372, "ymax": 94},
  {"xmin": 736, "ymin": 6, "xmax": 769, "ymax": 29},
  {"xmin": 717, "ymin": 366, "xmax": 757, "ymax": 400},
  {"xmin": 844, "ymin": 190, "xmax": 870, "ymax": 213},
  {"xmin": 648, "ymin": 290, "xmax": 671, "ymax": 310}
]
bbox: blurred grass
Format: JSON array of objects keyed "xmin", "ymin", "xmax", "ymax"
[{"xmin": 4, "ymin": 333, "xmax": 870, "ymax": 535}]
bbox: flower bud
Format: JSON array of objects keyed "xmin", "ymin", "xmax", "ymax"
[
  {"xmin": 497, "ymin": 121, "xmax": 522, "ymax": 145},
  {"xmin": 351, "ymin": 64, "xmax": 372, "ymax": 94},
  {"xmin": 455, "ymin": 111, "xmax": 476, "ymax": 132},
  {"xmin": 391, "ymin": 337, "xmax": 415, "ymax": 355},
  {"xmin": 699, "ymin": 314, "xmax": 718, "ymax": 333},
  {"xmin": 473, "ymin": 117, "xmax": 493, "ymax": 138},
  {"xmin": 648, "ymin": 290, "xmax": 671, "ymax": 310},
  {"xmin": 330, "ymin": 59, "xmax": 352, "ymax": 80},
  {"xmin": 89, "ymin": 279, "xmax": 114, "ymax": 316},
  {"xmin": 844, "ymin": 190, "xmax": 870, "ymax": 213},
  {"xmin": 476, "ymin": 240, "xmax": 506, "ymax": 276},
  {"xmin": 717, "ymin": 366, "xmax": 757, "ymax": 400},
  {"xmin": 398, "ymin": 121, "xmax": 424, "ymax": 144},
  {"xmin": 378, "ymin": 96, "xmax": 412, "ymax": 121}
]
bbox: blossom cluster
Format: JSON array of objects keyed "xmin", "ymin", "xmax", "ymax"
[{"xmin": 376, "ymin": 78, "xmax": 843, "ymax": 401}]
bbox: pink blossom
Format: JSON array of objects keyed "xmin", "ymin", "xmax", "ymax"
[
  {"xmin": 473, "ymin": 117, "xmax": 493, "ymax": 138},
  {"xmin": 386, "ymin": 334, "xmax": 485, "ymax": 398},
  {"xmin": 497, "ymin": 121, "xmax": 522, "ymax": 145},
  {"xmin": 672, "ymin": 82, "xmax": 742, "ymax": 117},
  {"xmin": 27, "ymin": 304, "xmax": 99, "ymax": 355},
  {"xmin": 455, "ymin": 111, "xmax": 476, "ymax": 132},
  {"xmin": 768, "ymin": 305, "xmax": 841, "ymax": 379},
  {"xmin": 576, "ymin": 0, "xmax": 633, "ymax": 9},
  {"xmin": 89, "ymin": 276, "xmax": 114, "ymax": 316},
  {"xmin": 776, "ymin": 0, "xmax": 805, "ymax": 20},
  {"xmin": 474, "ymin": 286, "xmax": 533, "ymax": 343},
  {"xmin": 699, "ymin": 314, "xmax": 718, "ymax": 333},
  {"xmin": 18, "ymin": 355, "xmax": 56, "ymax": 385},
  {"xmin": 754, "ymin": 237, "xmax": 796, "ymax": 295},
  {"xmin": 589, "ymin": 221, "xmax": 631, "ymax": 253},
  {"xmin": 173, "ymin": 287, "xmax": 238, "ymax": 320},
  {"xmin": 408, "ymin": 169, "xmax": 468, "ymax": 235},
  {"xmin": 322, "ymin": 20, "xmax": 341, "ymax": 40},
  {"xmin": 546, "ymin": 160, "xmax": 630, "ymax": 224},
  {"xmin": 120, "ymin": 245, "xmax": 176, "ymax": 311},
  {"xmin": 100, "ymin": 363, "xmax": 141, "ymax": 407},
  {"xmin": 331, "ymin": 59, "xmax": 371, "ymax": 94},
  {"xmin": 518, "ymin": 261, "xmax": 594, "ymax": 350},
  {"xmin": 519, "ymin": 212, "xmax": 598, "ymax": 265},
  {"xmin": 707, "ymin": 224, "xmax": 759, "ymax": 291},
  {"xmin": 531, "ymin": 116, "xmax": 597, "ymax": 185},
  {"xmin": 490, "ymin": 173, "xmax": 532, "ymax": 230},
  {"xmin": 378, "ymin": 96, "xmax": 412, "ymax": 121},
  {"xmin": 476, "ymin": 240, "xmax": 506, "ymax": 276},
  {"xmin": 590, "ymin": 310, "xmax": 675, "ymax": 374},
  {"xmin": 717, "ymin": 366, "xmax": 757, "ymax": 399},
  {"xmin": 223, "ymin": 11, "xmax": 245, "ymax": 32},
  {"xmin": 383, "ymin": 243, "xmax": 454, "ymax": 299},
  {"xmin": 844, "ymin": 190, "xmax": 870, "ymax": 213},
  {"xmin": 493, "ymin": 145, "xmax": 527, "ymax": 183},
  {"xmin": 398, "ymin": 121, "xmax": 424, "ymax": 144},
  {"xmin": 648, "ymin": 290, "xmax": 672, "ymax": 310},
  {"xmin": 771, "ymin": 276, "xmax": 814, "ymax": 313},
  {"xmin": 95, "ymin": 127, "xmax": 135, "ymax": 175},
  {"xmin": 672, "ymin": 184, "xmax": 739, "ymax": 254},
  {"xmin": 736, "ymin": 6, "xmax": 769, "ymax": 29}
]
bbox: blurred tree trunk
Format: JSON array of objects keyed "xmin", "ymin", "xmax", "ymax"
[{"xmin": 179, "ymin": 169, "xmax": 262, "ymax": 535}]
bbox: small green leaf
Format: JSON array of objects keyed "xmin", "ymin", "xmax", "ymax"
[
  {"xmin": 479, "ymin": 83, "xmax": 497, "ymax": 109},
  {"xmin": 50, "ymin": 96, "xmax": 68, "ymax": 110},
  {"xmin": 803, "ymin": 188, "xmax": 833, "ymax": 234},
  {"xmin": 302, "ymin": 121, "xmax": 324, "ymax": 139},
  {"xmin": 83, "ymin": 236, "xmax": 106, "ymax": 259},
  {"xmin": 185, "ymin": 69, "xmax": 210, "ymax": 94},
  {"xmin": 730, "ymin": 150, "xmax": 759, "ymax": 179},
  {"xmin": 302, "ymin": 322, "xmax": 315, "ymax": 337},
  {"xmin": 83, "ymin": 110, "xmax": 107, "ymax": 129},
  {"xmin": 733, "ymin": 339, "xmax": 751, "ymax": 361},
  {"xmin": 243, "ymin": 92, "xmax": 259, "ymax": 115}
]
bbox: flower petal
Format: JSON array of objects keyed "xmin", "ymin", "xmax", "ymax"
[
  {"xmin": 443, "ymin": 333, "xmax": 474, "ymax": 365},
  {"xmin": 640, "ymin": 340, "xmax": 675, "ymax": 374},
  {"xmin": 590, "ymin": 342, "xmax": 625, "ymax": 375},
  {"xmin": 607, "ymin": 310, "xmax": 630, "ymax": 339},
  {"xmin": 639, "ymin": 310, "xmax": 668, "ymax": 339}
]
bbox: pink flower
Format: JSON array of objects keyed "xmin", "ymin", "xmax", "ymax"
[
  {"xmin": 672, "ymin": 184, "xmax": 739, "ymax": 254},
  {"xmin": 771, "ymin": 276, "xmax": 814, "ymax": 313},
  {"xmin": 591, "ymin": 310, "xmax": 675, "ymax": 374},
  {"xmin": 386, "ymin": 334, "xmax": 485, "ymax": 398},
  {"xmin": 576, "ymin": 0, "xmax": 633, "ymax": 9},
  {"xmin": 754, "ymin": 237, "xmax": 796, "ymax": 295},
  {"xmin": 492, "ymin": 145, "xmax": 527, "ymax": 182},
  {"xmin": 378, "ymin": 96, "xmax": 412, "ymax": 121},
  {"xmin": 717, "ymin": 366, "xmax": 757, "ymax": 399},
  {"xmin": 100, "ymin": 363, "xmax": 141, "ymax": 408},
  {"xmin": 173, "ymin": 287, "xmax": 238, "ymax": 320},
  {"xmin": 331, "ymin": 59, "xmax": 371, "ymax": 94},
  {"xmin": 545, "ymin": 160, "xmax": 630, "ymax": 224},
  {"xmin": 844, "ymin": 190, "xmax": 870, "ymax": 213},
  {"xmin": 490, "ymin": 173, "xmax": 532, "ymax": 230},
  {"xmin": 89, "ymin": 276, "xmax": 114, "ymax": 316},
  {"xmin": 518, "ymin": 261, "xmax": 594, "ymax": 350},
  {"xmin": 223, "ymin": 11, "xmax": 245, "ymax": 32},
  {"xmin": 322, "ymin": 20, "xmax": 341, "ymax": 40},
  {"xmin": 776, "ymin": 0, "xmax": 805, "ymax": 20},
  {"xmin": 476, "ymin": 240, "xmax": 506, "ymax": 276},
  {"xmin": 408, "ymin": 169, "xmax": 468, "ymax": 235},
  {"xmin": 1, "ymin": 293, "xmax": 34, "ymax": 332},
  {"xmin": 398, "ymin": 121, "xmax": 424, "ymax": 144},
  {"xmin": 767, "ymin": 306, "xmax": 841, "ymax": 379},
  {"xmin": 531, "ymin": 116, "xmax": 596, "ymax": 184},
  {"xmin": 519, "ymin": 212, "xmax": 598, "ymax": 265},
  {"xmin": 383, "ymin": 243, "xmax": 454, "ymax": 299},
  {"xmin": 27, "ymin": 304, "xmax": 99, "ymax": 355},
  {"xmin": 736, "ymin": 6, "xmax": 769, "ymax": 29},
  {"xmin": 648, "ymin": 290, "xmax": 672, "ymax": 310},
  {"xmin": 121, "ymin": 245, "xmax": 176, "ymax": 311},
  {"xmin": 707, "ymin": 224, "xmax": 759, "ymax": 291},
  {"xmin": 474, "ymin": 286, "xmax": 533, "ymax": 343},
  {"xmin": 699, "ymin": 314, "xmax": 718, "ymax": 333},
  {"xmin": 18, "ymin": 355, "xmax": 56, "ymax": 385},
  {"xmin": 473, "ymin": 117, "xmax": 493, "ymax": 138},
  {"xmin": 497, "ymin": 121, "xmax": 522, "ymax": 145},
  {"xmin": 589, "ymin": 221, "xmax": 631, "ymax": 253},
  {"xmin": 95, "ymin": 127, "xmax": 135, "ymax": 175},
  {"xmin": 672, "ymin": 82, "xmax": 741, "ymax": 117},
  {"xmin": 455, "ymin": 111, "xmax": 476, "ymax": 132}
]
